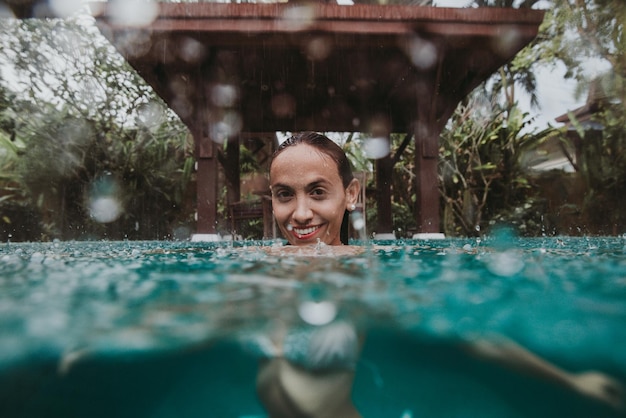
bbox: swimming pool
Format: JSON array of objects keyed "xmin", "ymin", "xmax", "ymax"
[{"xmin": 0, "ymin": 235, "xmax": 624, "ymax": 417}]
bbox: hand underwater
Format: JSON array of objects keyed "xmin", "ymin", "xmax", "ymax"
[{"xmin": 568, "ymin": 370, "xmax": 625, "ymax": 411}]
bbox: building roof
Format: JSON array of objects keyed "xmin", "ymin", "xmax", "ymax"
[{"xmin": 92, "ymin": 3, "xmax": 545, "ymax": 136}]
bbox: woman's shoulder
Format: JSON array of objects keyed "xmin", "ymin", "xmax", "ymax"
[{"xmin": 261, "ymin": 244, "xmax": 365, "ymax": 257}]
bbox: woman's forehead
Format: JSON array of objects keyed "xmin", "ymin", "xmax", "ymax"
[{"xmin": 271, "ymin": 144, "xmax": 341, "ymax": 183}]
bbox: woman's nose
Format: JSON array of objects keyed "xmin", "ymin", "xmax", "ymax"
[{"xmin": 292, "ymin": 198, "xmax": 313, "ymax": 224}]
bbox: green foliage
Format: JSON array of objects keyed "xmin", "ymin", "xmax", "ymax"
[
  {"xmin": 0, "ymin": 17, "xmax": 194, "ymax": 240},
  {"xmin": 439, "ymin": 92, "xmax": 557, "ymax": 236},
  {"xmin": 435, "ymin": 0, "xmax": 626, "ymax": 236},
  {"xmin": 574, "ymin": 110, "xmax": 626, "ymax": 234},
  {"xmin": 537, "ymin": 0, "xmax": 626, "ymax": 234},
  {"xmin": 388, "ymin": 134, "xmax": 417, "ymax": 236}
]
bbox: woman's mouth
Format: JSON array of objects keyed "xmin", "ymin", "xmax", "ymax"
[{"xmin": 292, "ymin": 225, "xmax": 321, "ymax": 240}]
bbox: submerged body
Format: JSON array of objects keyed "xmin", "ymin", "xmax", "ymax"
[
  {"xmin": 261, "ymin": 132, "xmax": 625, "ymax": 417},
  {"xmin": 0, "ymin": 239, "xmax": 625, "ymax": 417},
  {"xmin": 263, "ymin": 132, "xmax": 363, "ymax": 416},
  {"xmin": 256, "ymin": 321, "xmax": 361, "ymax": 418}
]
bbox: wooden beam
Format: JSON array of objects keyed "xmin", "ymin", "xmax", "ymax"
[{"xmin": 92, "ymin": 4, "xmax": 544, "ymax": 238}]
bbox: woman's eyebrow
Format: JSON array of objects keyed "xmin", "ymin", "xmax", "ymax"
[
  {"xmin": 271, "ymin": 179, "xmax": 331, "ymax": 191},
  {"xmin": 305, "ymin": 180, "xmax": 330, "ymax": 190},
  {"xmin": 270, "ymin": 183, "xmax": 293, "ymax": 191}
]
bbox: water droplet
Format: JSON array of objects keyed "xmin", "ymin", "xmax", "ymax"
[
  {"xmin": 88, "ymin": 174, "xmax": 123, "ymax": 223},
  {"xmin": 171, "ymin": 96, "xmax": 193, "ymax": 120},
  {"xmin": 304, "ymin": 36, "xmax": 333, "ymax": 61},
  {"xmin": 351, "ymin": 212, "xmax": 365, "ymax": 231},
  {"xmin": 271, "ymin": 93, "xmax": 296, "ymax": 118},
  {"xmin": 49, "ymin": 0, "xmax": 83, "ymax": 18},
  {"xmin": 363, "ymin": 137, "xmax": 390, "ymax": 159},
  {"xmin": 209, "ymin": 111, "xmax": 242, "ymax": 144},
  {"xmin": 178, "ymin": 37, "xmax": 206, "ymax": 64},
  {"xmin": 210, "ymin": 84, "xmax": 239, "ymax": 108},
  {"xmin": 485, "ymin": 250, "xmax": 524, "ymax": 277},
  {"xmin": 108, "ymin": 0, "xmax": 159, "ymax": 27},
  {"xmin": 406, "ymin": 36, "xmax": 437, "ymax": 70},
  {"xmin": 30, "ymin": 252, "xmax": 44, "ymax": 263},
  {"xmin": 492, "ymin": 26, "xmax": 521, "ymax": 57},
  {"xmin": 114, "ymin": 30, "xmax": 153, "ymax": 59},
  {"xmin": 280, "ymin": 5, "xmax": 316, "ymax": 31},
  {"xmin": 137, "ymin": 101, "xmax": 165, "ymax": 129},
  {"xmin": 298, "ymin": 300, "xmax": 337, "ymax": 326},
  {"xmin": 89, "ymin": 197, "xmax": 123, "ymax": 224}
]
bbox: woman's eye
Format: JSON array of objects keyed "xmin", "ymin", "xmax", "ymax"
[
  {"xmin": 311, "ymin": 188, "xmax": 326, "ymax": 198},
  {"xmin": 275, "ymin": 190, "xmax": 292, "ymax": 201}
]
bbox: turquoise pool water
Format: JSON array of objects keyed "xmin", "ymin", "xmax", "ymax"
[{"xmin": 0, "ymin": 236, "xmax": 625, "ymax": 417}]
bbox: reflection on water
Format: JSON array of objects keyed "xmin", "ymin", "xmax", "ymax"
[{"xmin": 0, "ymin": 237, "xmax": 625, "ymax": 417}]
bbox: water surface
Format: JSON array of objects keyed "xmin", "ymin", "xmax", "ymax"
[{"xmin": 0, "ymin": 237, "xmax": 625, "ymax": 417}]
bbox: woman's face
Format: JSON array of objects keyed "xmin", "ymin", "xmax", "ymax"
[{"xmin": 270, "ymin": 144, "xmax": 359, "ymax": 246}]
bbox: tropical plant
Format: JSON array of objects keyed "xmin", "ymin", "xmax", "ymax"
[
  {"xmin": 0, "ymin": 86, "xmax": 22, "ymax": 201},
  {"xmin": 438, "ymin": 91, "xmax": 558, "ymax": 237},
  {"xmin": 0, "ymin": 17, "xmax": 195, "ymax": 240},
  {"xmin": 568, "ymin": 100, "xmax": 626, "ymax": 234},
  {"xmin": 536, "ymin": 0, "xmax": 626, "ymax": 234}
]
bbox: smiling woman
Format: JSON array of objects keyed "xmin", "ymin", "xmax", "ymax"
[{"xmin": 269, "ymin": 132, "xmax": 361, "ymax": 246}]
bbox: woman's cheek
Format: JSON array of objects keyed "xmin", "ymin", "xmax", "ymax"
[{"xmin": 272, "ymin": 204, "xmax": 290, "ymax": 224}]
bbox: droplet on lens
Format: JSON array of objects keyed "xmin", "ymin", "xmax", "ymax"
[
  {"xmin": 363, "ymin": 137, "xmax": 390, "ymax": 159},
  {"xmin": 298, "ymin": 300, "xmax": 337, "ymax": 326}
]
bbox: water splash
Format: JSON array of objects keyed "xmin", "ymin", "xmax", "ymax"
[
  {"xmin": 405, "ymin": 36, "xmax": 437, "ymax": 70},
  {"xmin": 485, "ymin": 250, "xmax": 524, "ymax": 277},
  {"xmin": 210, "ymin": 84, "xmax": 239, "ymax": 108},
  {"xmin": 114, "ymin": 30, "xmax": 153, "ymax": 59},
  {"xmin": 304, "ymin": 36, "xmax": 333, "ymax": 61},
  {"xmin": 137, "ymin": 101, "xmax": 166, "ymax": 130},
  {"xmin": 49, "ymin": 0, "xmax": 83, "ymax": 18},
  {"xmin": 351, "ymin": 211, "xmax": 366, "ymax": 237},
  {"xmin": 1, "ymin": 239, "xmax": 625, "ymax": 379},
  {"xmin": 280, "ymin": 4, "xmax": 316, "ymax": 31},
  {"xmin": 298, "ymin": 300, "xmax": 338, "ymax": 326},
  {"xmin": 87, "ymin": 173, "xmax": 123, "ymax": 223},
  {"xmin": 209, "ymin": 111, "xmax": 242, "ymax": 144},
  {"xmin": 363, "ymin": 137, "xmax": 390, "ymax": 159},
  {"xmin": 492, "ymin": 26, "xmax": 522, "ymax": 57},
  {"xmin": 108, "ymin": 0, "xmax": 159, "ymax": 27},
  {"xmin": 178, "ymin": 37, "xmax": 206, "ymax": 64}
]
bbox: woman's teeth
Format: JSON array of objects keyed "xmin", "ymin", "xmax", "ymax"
[{"xmin": 294, "ymin": 226, "xmax": 317, "ymax": 236}]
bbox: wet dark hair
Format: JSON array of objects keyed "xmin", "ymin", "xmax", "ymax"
[
  {"xmin": 272, "ymin": 131, "xmax": 355, "ymax": 188},
  {"xmin": 270, "ymin": 131, "xmax": 355, "ymax": 244}
]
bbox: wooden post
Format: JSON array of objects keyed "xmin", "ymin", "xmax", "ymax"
[
  {"xmin": 414, "ymin": 130, "xmax": 440, "ymax": 234},
  {"xmin": 375, "ymin": 156, "xmax": 394, "ymax": 235},
  {"xmin": 224, "ymin": 136, "xmax": 241, "ymax": 207},
  {"xmin": 195, "ymin": 132, "xmax": 219, "ymax": 236},
  {"xmin": 414, "ymin": 57, "xmax": 444, "ymax": 235}
]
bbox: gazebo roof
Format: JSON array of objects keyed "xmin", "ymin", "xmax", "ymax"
[
  {"xmin": 3, "ymin": 1, "xmax": 545, "ymax": 236},
  {"xmin": 93, "ymin": 3, "xmax": 545, "ymax": 136}
]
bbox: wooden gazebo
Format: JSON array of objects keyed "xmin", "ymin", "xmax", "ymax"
[{"xmin": 5, "ymin": 1, "xmax": 545, "ymax": 240}]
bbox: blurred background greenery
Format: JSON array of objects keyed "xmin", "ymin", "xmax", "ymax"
[{"xmin": 0, "ymin": 0, "xmax": 624, "ymax": 241}]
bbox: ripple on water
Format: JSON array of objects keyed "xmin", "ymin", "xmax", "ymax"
[{"xmin": 0, "ymin": 239, "xmax": 624, "ymax": 368}]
